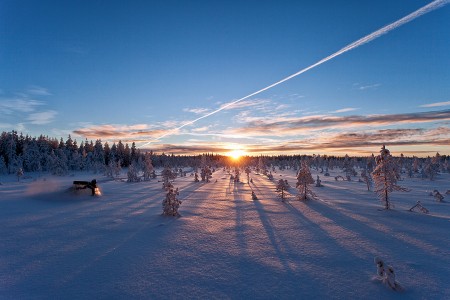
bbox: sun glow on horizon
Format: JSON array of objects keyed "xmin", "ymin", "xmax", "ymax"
[{"xmin": 228, "ymin": 149, "xmax": 247, "ymax": 160}]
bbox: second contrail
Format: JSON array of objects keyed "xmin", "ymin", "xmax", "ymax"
[{"xmin": 139, "ymin": 0, "xmax": 449, "ymax": 148}]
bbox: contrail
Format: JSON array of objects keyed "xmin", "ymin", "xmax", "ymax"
[{"xmin": 139, "ymin": 0, "xmax": 448, "ymax": 148}]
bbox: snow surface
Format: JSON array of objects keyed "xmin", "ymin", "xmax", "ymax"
[{"xmin": 1, "ymin": 169, "xmax": 449, "ymax": 299}]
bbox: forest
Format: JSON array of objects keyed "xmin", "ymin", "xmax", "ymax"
[{"xmin": 0, "ymin": 131, "xmax": 448, "ymax": 180}]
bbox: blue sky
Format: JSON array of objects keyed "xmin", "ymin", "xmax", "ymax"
[{"xmin": 1, "ymin": 0, "xmax": 449, "ymax": 156}]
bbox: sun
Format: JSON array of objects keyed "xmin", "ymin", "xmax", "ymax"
[{"xmin": 228, "ymin": 149, "xmax": 246, "ymax": 160}]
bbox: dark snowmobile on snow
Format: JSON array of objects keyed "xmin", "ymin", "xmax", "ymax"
[{"xmin": 73, "ymin": 179, "xmax": 99, "ymax": 196}]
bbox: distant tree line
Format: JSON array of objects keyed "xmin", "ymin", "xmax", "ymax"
[
  {"xmin": 0, "ymin": 131, "xmax": 448, "ymax": 178},
  {"xmin": 0, "ymin": 131, "xmax": 229, "ymax": 175}
]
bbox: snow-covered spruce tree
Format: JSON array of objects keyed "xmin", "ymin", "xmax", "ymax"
[
  {"xmin": 296, "ymin": 162, "xmax": 315, "ymax": 200},
  {"xmin": 22, "ymin": 139, "xmax": 42, "ymax": 172},
  {"xmin": 0, "ymin": 156, "xmax": 7, "ymax": 175},
  {"xmin": 105, "ymin": 162, "xmax": 115, "ymax": 178},
  {"xmin": 201, "ymin": 166, "xmax": 212, "ymax": 182},
  {"xmin": 342, "ymin": 154, "xmax": 356, "ymax": 181},
  {"xmin": 127, "ymin": 161, "xmax": 141, "ymax": 182},
  {"xmin": 162, "ymin": 187, "xmax": 181, "ymax": 216},
  {"xmin": 276, "ymin": 179, "xmax": 289, "ymax": 201},
  {"xmin": 423, "ymin": 153, "xmax": 440, "ymax": 181},
  {"xmin": 50, "ymin": 149, "xmax": 68, "ymax": 176},
  {"xmin": 257, "ymin": 156, "xmax": 265, "ymax": 173},
  {"xmin": 161, "ymin": 167, "xmax": 176, "ymax": 190},
  {"xmin": 443, "ymin": 159, "xmax": 449, "ymax": 173},
  {"xmin": 142, "ymin": 152, "xmax": 154, "ymax": 181},
  {"xmin": 372, "ymin": 145, "xmax": 408, "ymax": 209}
]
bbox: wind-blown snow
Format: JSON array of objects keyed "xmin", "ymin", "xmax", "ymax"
[{"xmin": 1, "ymin": 169, "xmax": 449, "ymax": 299}]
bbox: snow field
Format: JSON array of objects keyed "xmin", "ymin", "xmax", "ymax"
[{"xmin": 0, "ymin": 168, "xmax": 449, "ymax": 299}]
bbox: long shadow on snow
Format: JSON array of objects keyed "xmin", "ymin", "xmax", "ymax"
[
  {"xmin": 286, "ymin": 197, "xmax": 450, "ymax": 298},
  {"xmin": 250, "ymin": 180, "xmax": 364, "ymax": 292}
]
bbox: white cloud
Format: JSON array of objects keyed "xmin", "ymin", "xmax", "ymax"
[
  {"xmin": 27, "ymin": 85, "xmax": 52, "ymax": 96},
  {"xmin": 0, "ymin": 99, "xmax": 44, "ymax": 114},
  {"xmin": 27, "ymin": 110, "xmax": 58, "ymax": 124},
  {"xmin": 420, "ymin": 101, "xmax": 450, "ymax": 108},
  {"xmin": 331, "ymin": 107, "xmax": 359, "ymax": 113},
  {"xmin": 191, "ymin": 126, "xmax": 212, "ymax": 133},
  {"xmin": 220, "ymin": 98, "xmax": 270, "ymax": 111},
  {"xmin": 183, "ymin": 107, "xmax": 211, "ymax": 114},
  {"xmin": 355, "ymin": 83, "xmax": 381, "ymax": 90}
]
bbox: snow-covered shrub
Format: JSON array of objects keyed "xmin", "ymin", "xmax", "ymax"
[
  {"xmin": 162, "ymin": 188, "xmax": 181, "ymax": 216},
  {"xmin": 409, "ymin": 201, "xmax": 429, "ymax": 214},
  {"xmin": 433, "ymin": 190, "xmax": 444, "ymax": 202},
  {"xmin": 372, "ymin": 145, "xmax": 408, "ymax": 210},
  {"xmin": 315, "ymin": 175, "xmax": 323, "ymax": 187},
  {"xmin": 296, "ymin": 162, "xmax": 315, "ymax": 200}
]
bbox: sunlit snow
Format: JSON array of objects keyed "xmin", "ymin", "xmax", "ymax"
[{"xmin": 1, "ymin": 168, "xmax": 449, "ymax": 299}]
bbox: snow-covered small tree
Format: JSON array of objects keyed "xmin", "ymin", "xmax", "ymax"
[
  {"xmin": 16, "ymin": 167, "xmax": 23, "ymax": 182},
  {"xmin": 296, "ymin": 162, "xmax": 315, "ymax": 200},
  {"xmin": 276, "ymin": 179, "xmax": 289, "ymax": 201},
  {"xmin": 162, "ymin": 187, "xmax": 181, "ymax": 216},
  {"xmin": 161, "ymin": 167, "xmax": 176, "ymax": 190},
  {"xmin": 315, "ymin": 175, "xmax": 323, "ymax": 187},
  {"xmin": 342, "ymin": 154, "xmax": 356, "ymax": 181},
  {"xmin": 127, "ymin": 161, "xmax": 141, "ymax": 182},
  {"xmin": 257, "ymin": 156, "xmax": 265, "ymax": 173},
  {"xmin": 443, "ymin": 159, "xmax": 449, "ymax": 173},
  {"xmin": 201, "ymin": 166, "xmax": 212, "ymax": 182},
  {"xmin": 105, "ymin": 162, "xmax": 115, "ymax": 178},
  {"xmin": 234, "ymin": 168, "xmax": 240, "ymax": 182},
  {"xmin": 372, "ymin": 145, "xmax": 408, "ymax": 209},
  {"xmin": 412, "ymin": 157, "xmax": 420, "ymax": 173},
  {"xmin": 245, "ymin": 167, "xmax": 251, "ymax": 183},
  {"xmin": 361, "ymin": 169, "xmax": 373, "ymax": 191},
  {"xmin": 142, "ymin": 152, "xmax": 154, "ymax": 181},
  {"xmin": 423, "ymin": 154, "xmax": 440, "ymax": 181},
  {"xmin": 0, "ymin": 156, "xmax": 7, "ymax": 175}
]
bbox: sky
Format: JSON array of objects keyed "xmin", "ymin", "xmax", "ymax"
[{"xmin": 1, "ymin": 0, "xmax": 449, "ymax": 157}]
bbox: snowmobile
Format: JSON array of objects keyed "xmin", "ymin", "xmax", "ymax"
[{"xmin": 73, "ymin": 179, "xmax": 100, "ymax": 196}]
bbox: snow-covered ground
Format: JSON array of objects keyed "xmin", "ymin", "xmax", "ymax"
[{"xmin": 1, "ymin": 169, "xmax": 449, "ymax": 299}]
